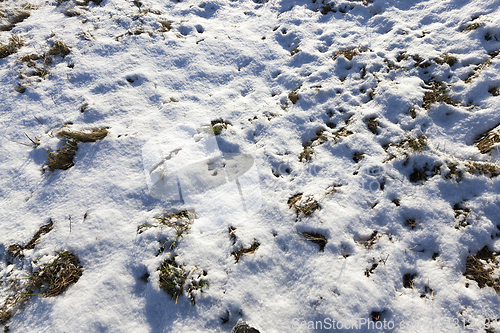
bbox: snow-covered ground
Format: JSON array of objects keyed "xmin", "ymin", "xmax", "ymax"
[{"xmin": 1, "ymin": 0, "xmax": 500, "ymax": 332}]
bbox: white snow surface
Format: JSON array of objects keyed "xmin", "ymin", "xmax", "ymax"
[{"xmin": 1, "ymin": 0, "xmax": 500, "ymax": 332}]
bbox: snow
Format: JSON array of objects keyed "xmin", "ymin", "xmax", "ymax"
[{"xmin": 1, "ymin": 0, "xmax": 500, "ymax": 332}]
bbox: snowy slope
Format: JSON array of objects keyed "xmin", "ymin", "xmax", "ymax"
[{"xmin": 1, "ymin": 0, "xmax": 500, "ymax": 332}]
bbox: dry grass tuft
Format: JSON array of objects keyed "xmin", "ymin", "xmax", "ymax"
[
  {"xmin": 434, "ymin": 54, "xmax": 457, "ymax": 67},
  {"xmin": 464, "ymin": 247, "xmax": 499, "ymax": 293},
  {"xmin": 332, "ymin": 46, "xmax": 367, "ymax": 61},
  {"xmin": 475, "ymin": 124, "xmax": 500, "ymax": 154},
  {"xmin": 489, "ymin": 87, "xmax": 500, "ymax": 96},
  {"xmin": 46, "ymin": 140, "xmax": 78, "ymax": 171},
  {"xmin": 353, "ymin": 152, "xmax": 364, "ymax": 163},
  {"xmin": 25, "ymin": 220, "xmax": 53, "ymax": 250},
  {"xmin": 422, "ymin": 80, "xmax": 456, "ymax": 110},
  {"xmin": 0, "ymin": 307, "xmax": 12, "ymax": 325},
  {"xmin": 405, "ymin": 218, "xmax": 418, "ymax": 230},
  {"xmin": 288, "ymin": 90, "xmax": 299, "ymax": 104},
  {"xmin": 357, "ymin": 231, "xmax": 380, "ymax": 249},
  {"xmin": 0, "ymin": 10, "xmax": 30, "ymax": 31},
  {"xmin": 27, "ymin": 251, "xmax": 83, "ymax": 297},
  {"xmin": 138, "ymin": 210, "xmax": 194, "ymax": 238},
  {"xmin": 403, "ymin": 273, "xmax": 417, "ymax": 288},
  {"xmin": 465, "ymin": 59, "xmax": 492, "ymax": 84},
  {"xmin": 154, "ymin": 211, "xmax": 194, "ymax": 242},
  {"xmin": 158, "ymin": 257, "xmax": 208, "ymax": 305},
  {"xmin": 366, "ymin": 117, "xmax": 379, "ymax": 134},
  {"xmin": 9, "ymin": 11, "xmax": 30, "ymax": 25},
  {"xmin": 8, "ymin": 220, "xmax": 54, "ymax": 258},
  {"xmin": 58, "ymin": 127, "xmax": 108, "ymax": 142},
  {"xmin": 398, "ymin": 134, "xmax": 428, "ymax": 153},
  {"xmin": 14, "ymin": 84, "xmax": 26, "ymax": 93},
  {"xmin": 299, "ymin": 145, "xmax": 313, "ymax": 162},
  {"xmin": 47, "ymin": 41, "xmax": 70, "ymax": 58},
  {"xmin": 158, "ymin": 256, "xmax": 187, "ymax": 302},
  {"xmin": 211, "ymin": 119, "xmax": 231, "ymax": 135},
  {"xmin": 297, "ymin": 230, "xmax": 328, "ymax": 252},
  {"xmin": 461, "ymin": 22, "xmax": 483, "ymax": 32},
  {"xmin": 45, "ymin": 127, "xmax": 107, "ymax": 172},
  {"xmin": 0, "ymin": 35, "xmax": 24, "ymax": 59},
  {"xmin": 288, "ymin": 193, "xmax": 320, "ymax": 219},
  {"xmin": 1, "ymin": 237, "xmax": 81, "ymax": 325},
  {"xmin": 409, "ymin": 163, "xmax": 440, "ymax": 183},
  {"xmin": 158, "ymin": 20, "xmax": 172, "ymax": 32},
  {"xmin": 331, "ymin": 127, "xmax": 353, "ymax": 143},
  {"xmin": 465, "ymin": 162, "xmax": 500, "ymax": 177},
  {"xmin": 232, "ymin": 239, "xmax": 260, "ymax": 263}
]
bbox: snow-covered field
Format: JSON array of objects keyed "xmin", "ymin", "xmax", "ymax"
[{"xmin": 1, "ymin": 0, "xmax": 500, "ymax": 332}]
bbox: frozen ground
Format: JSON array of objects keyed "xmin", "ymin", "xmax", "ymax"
[{"xmin": 1, "ymin": 0, "xmax": 500, "ymax": 332}]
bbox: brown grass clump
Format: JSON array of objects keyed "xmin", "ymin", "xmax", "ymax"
[
  {"xmin": 461, "ymin": 22, "xmax": 483, "ymax": 32},
  {"xmin": 0, "ymin": 306, "xmax": 13, "ymax": 324},
  {"xmin": 0, "ymin": 10, "xmax": 30, "ymax": 31},
  {"xmin": 299, "ymin": 145, "xmax": 313, "ymax": 162},
  {"xmin": 353, "ymin": 152, "xmax": 364, "ymax": 163},
  {"xmin": 287, "ymin": 193, "xmax": 320, "ymax": 219},
  {"xmin": 154, "ymin": 210, "xmax": 194, "ymax": 248},
  {"xmin": 46, "ymin": 140, "xmax": 78, "ymax": 171},
  {"xmin": 288, "ymin": 90, "xmax": 299, "ymax": 104},
  {"xmin": 393, "ymin": 134, "xmax": 427, "ymax": 153},
  {"xmin": 298, "ymin": 128, "xmax": 332, "ymax": 162},
  {"xmin": 45, "ymin": 127, "xmax": 108, "ymax": 172},
  {"xmin": 232, "ymin": 239, "xmax": 260, "ymax": 263},
  {"xmin": 434, "ymin": 54, "xmax": 457, "ymax": 67},
  {"xmin": 158, "ymin": 257, "xmax": 187, "ymax": 302},
  {"xmin": 138, "ymin": 210, "xmax": 194, "ymax": 239},
  {"xmin": 27, "ymin": 251, "xmax": 83, "ymax": 297},
  {"xmin": 475, "ymin": 124, "xmax": 500, "ymax": 154},
  {"xmin": 489, "ymin": 87, "xmax": 500, "ymax": 96},
  {"xmin": 1, "ymin": 241, "xmax": 81, "ymax": 325},
  {"xmin": 331, "ymin": 127, "xmax": 353, "ymax": 143},
  {"xmin": 403, "ymin": 273, "xmax": 417, "ymax": 288},
  {"xmin": 366, "ymin": 117, "xmax": 379, "ymax": 134},
  {"xmin": 7, "ymin": 220, "xmax": 54, "ymax": 258},
  {"xmin": 464, "ymin": 246, "xmax": 499, "ymax": 293},
  {"xmin": 422, "ymin": 80, "xmax": 456, "ymax": 110},
  {"xmin": 25, "ymin": 220, "xmax": 53, "ymax": 250},
  {"xmin": 58, "ymin": 127, "xmax": 108, "ymax": 142},
  {"xmin": 357, "ymin": 231, "xmax": 380, "ymax": 249},
  {"xmin": 465, "ymin": 59, "xmax": 492, "ymax": 84},
  {"xmin": 405, "ymin": 218, "xmax": 418, "ymax": 230},
  {"xmin": 47, "ymin": 41, "xmax": 70, "ymax": 58},
  {"xmin": 211, "ymin": 119, "xmax": 231, "ymax": 135},
  {"xmin": 158, "ymin": 20, "xmax": 172, "ymax": 32},
  {"xmin": 9, "ymin": 11, "xmax": 30, "ymax": 25},
  {"xmin": 158, "ymin": 257, "xmax": 208, "ymax": 305},
  {"xmin": 332, "ymin": 47, "xmax": 365, "ymax": 61},
  {"xmin": 0, "ymin": 35, "xmax": 24, "ymax": 59},
  {"xmin": 7, "ymin": 244, "xmax": 24, "ymax": 258},
  {"xmin": 465, "ymin": 162, "xmax": 500, "ymax": 177},
  {"xmin": 297, "ymin": 230, "xmax": 328, "ymax": 252}
]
